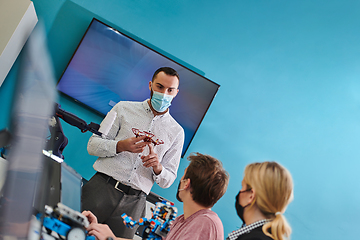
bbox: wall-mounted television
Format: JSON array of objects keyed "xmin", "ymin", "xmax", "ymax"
[{"xmin": 57, "ymin": 18, "xmax": 220, "ymax": 157}]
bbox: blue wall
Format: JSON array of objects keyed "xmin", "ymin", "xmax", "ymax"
[{"xmin": 1, "ymin": 0, "xmax": 360, "ymax": 239}]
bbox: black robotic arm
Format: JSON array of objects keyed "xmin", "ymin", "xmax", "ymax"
[{"xmin": 47, "ymin": 103, "xmax": 102, "ymax": 159}]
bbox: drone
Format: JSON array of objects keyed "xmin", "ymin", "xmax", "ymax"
[
  {"xmin": 132, "ymin": 128, "xmax": 164, "ymax": 146},
  {"xmin": 121, "ymin": 200, "xmax": 177, "ymax": 240}
]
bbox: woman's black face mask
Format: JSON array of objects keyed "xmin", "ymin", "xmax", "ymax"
[{"xmin": 235, "ymin": 189, "xmax": 252, "ymax": 224}]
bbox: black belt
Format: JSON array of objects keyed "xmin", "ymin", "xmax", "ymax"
[{"xmin": 96, "ymin": 172, "xmax": 144, "ymax": 196}]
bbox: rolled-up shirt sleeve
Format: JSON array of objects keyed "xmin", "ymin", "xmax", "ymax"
[
  {"xmin": 87, "ymin": 109, "xmax": 120, "ymax": 157},
  {"xmin": 153, "ymin": 129, "xmax": 184, "ymax": 188},
  {"xmin": 87, "ymin": 135, "xmax": 118, "ymax": 157}
]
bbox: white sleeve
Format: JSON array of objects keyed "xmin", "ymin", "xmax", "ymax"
[
  {"xmin": 87, "ymin": 109, "xmax": 120, "ymax": 157},
  {"xmin": 153, "ymin": 129, "xmax": 184, "ymax": 188}
]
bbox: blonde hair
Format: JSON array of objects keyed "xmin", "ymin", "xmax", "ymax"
[{"xmin": 243, "ymin": 162, "xmax": 293, "ymax": 240}]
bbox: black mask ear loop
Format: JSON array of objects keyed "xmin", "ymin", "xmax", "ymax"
[{"xmin": 235, "ymin": 189, "xmax": 252, "ymax": 227}]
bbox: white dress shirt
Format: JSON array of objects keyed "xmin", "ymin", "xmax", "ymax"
[{"xmin": 88, "ymin": 100, "xmax": 184, "ymax": 195}]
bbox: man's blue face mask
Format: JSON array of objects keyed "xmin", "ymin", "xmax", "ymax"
[{"xmin": 151, "ymin": 91, "xmax": 173, "ymax": 112}]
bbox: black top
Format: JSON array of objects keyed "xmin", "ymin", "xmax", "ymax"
[{"xmin": 235, "ymin": 226, "xmax": 273, "ymax": 240}]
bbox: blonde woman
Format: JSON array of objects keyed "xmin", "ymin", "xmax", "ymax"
[{"xmin": 227, "ymin": 162, "xmax": 293, "ymax": 240}]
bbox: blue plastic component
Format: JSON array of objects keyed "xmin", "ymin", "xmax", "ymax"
[
  {"xmin": 36, "ymin": 203, "xmax": 95, "ymax": 240},
  {"xmin": 43, "ymin": 216, "xmax": 71, "ymax": 236},
  {"xmin": 121, "ymin": 200, "xmax": 177, "ymax": 240}
]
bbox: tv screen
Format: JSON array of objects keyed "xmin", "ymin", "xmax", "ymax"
[{"xmin": 57, "ymin": 18, "xmax": 220, "ymax": 157}]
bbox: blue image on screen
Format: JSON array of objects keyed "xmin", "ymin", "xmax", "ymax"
[{"xmin": 57, "ymin": 18, "xmax": 220, "ymax": 157}]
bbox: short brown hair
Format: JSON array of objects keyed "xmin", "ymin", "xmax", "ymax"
[
  {"xmin": 184, "ymin": 153, "xmax": 229, "ymax": 208},
  {"xmin": 152, "ymin": 67, "xmax": 180, "ymax": 82}
]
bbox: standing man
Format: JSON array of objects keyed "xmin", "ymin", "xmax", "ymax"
[
  {"xmin": 83, "ymin": 152, "xmax": 230, "ymax": 240},
  {"xmin": 81, "ymin": 67, "xmax": 185, "ymax": 239}
]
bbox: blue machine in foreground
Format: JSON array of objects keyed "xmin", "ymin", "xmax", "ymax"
[
  {"xmin": 122, "ymin": 200, "xmax": 177, "ymax": 240},
  {"xmin": 37, "ymin": 203, "xmax": 95, "ymax": 240}
]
